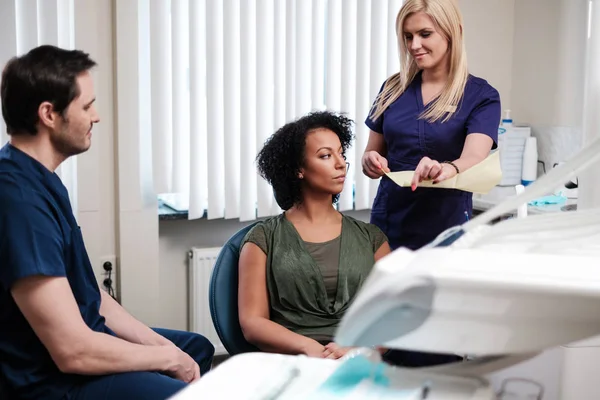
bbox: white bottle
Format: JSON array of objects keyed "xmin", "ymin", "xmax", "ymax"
[
  {"xmin": 501, "ymin": 109, "xmax": 513, "ymax": 129},
  {"xmin": 497, "ymin": 110, "xmax": 512, "ymax": 142},
  {"xmin": 521, "ymin": 137, "xmax": 538, "ymax": 186}
]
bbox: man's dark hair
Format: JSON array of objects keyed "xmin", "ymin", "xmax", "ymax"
[
  {"xmin": 1, "ymin": 45, "xmax": 97, "ymax": 136},
  {"xmin": 257, "ymin": 111, "xmax": 354, "ymax": 210}
]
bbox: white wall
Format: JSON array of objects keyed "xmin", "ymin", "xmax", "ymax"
[
  {"xmin": 510, "ymin": 0, "xmax": 562, "ymax": 126},
  {"xmin": 159, "ymin": 218, "xmax": 258, "ymax": 331},
  {"xmin": 113, "ymin": 0, "xmax": 163, "ymax": 327},
  {"xmin": 460, "ymin": 0, "xmax": 515, "ymax": 112},
  {"xmin": 462, "ymin": 0, "xmax": 586, "ymax": 130},
  {"xmin": 510, "ymin": 0, "xmax": 587, "ymax": 127},
  {"xmin": 73, "ymin": 1, "xmax": 117, "ymax": 288}
]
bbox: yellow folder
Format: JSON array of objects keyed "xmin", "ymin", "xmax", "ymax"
[{"xmin": 384, "ymin": 151, "xmax": 502, "ymax": 194}]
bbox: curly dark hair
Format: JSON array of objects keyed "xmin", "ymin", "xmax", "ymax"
[{"xmin": 257, "ymin": 111, "xmax": 354, "ymax": 210}]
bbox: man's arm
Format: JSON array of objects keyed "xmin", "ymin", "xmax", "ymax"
[
  {"xmin": 99, "ymin": 290, "xmax": 171, "ymax": 346},
  {"xmin": 11, "ymin": 275, "xmax": 198, "ymax": 381}
]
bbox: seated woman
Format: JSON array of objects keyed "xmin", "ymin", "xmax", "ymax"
[{"xmin": 238, "ymin": 111, "xmax": 391, "ymax": 360}]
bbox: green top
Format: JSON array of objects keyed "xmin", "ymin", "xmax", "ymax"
[
  {"xmin": 304, "ymin": 236, "xmax": 341, "ymax": 306},
  {"xmin": 242, "ymin": 213, "xmax": 387, "ymax": 342}
]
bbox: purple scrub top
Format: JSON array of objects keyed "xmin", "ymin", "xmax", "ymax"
[{"xmin": 366, "ymin": 72, "xmax": 501, "ymax": 250}]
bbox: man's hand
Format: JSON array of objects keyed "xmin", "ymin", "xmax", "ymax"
[
  {"xmin": 99, "ymin": 290, "xmax": 172, "ymax": 347},
  {"xmin": 165, "ymin": 346, "xmax": 201, "ymax": 383}
]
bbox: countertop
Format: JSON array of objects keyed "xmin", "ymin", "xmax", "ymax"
[
  {"xmin": 158, "ymin": 199, "xmax": 189, "ymax": 220},
  {"xmin": 473, "ymin": 185, "xmax": 577, "ymax": 216},
  {"xmin": 159, "ymin": 186, "xmax": 577, "ymax": 221}
]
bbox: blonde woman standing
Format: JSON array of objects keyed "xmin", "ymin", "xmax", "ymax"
[{"xmin": 362, "ymin": 0, "xmax": 501, "ymax": 252}]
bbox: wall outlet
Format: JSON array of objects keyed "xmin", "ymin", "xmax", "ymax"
[{"xmin": 99, "ymin": 255, "xmax": 119, "ymax": 301}]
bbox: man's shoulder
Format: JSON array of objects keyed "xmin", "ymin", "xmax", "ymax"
[
  {"xmin": 0, "ymin": 149, "xmax": 48, "ymax": 195},
  {"xmin": 0, "ymin": 169, "xmax": 41, "ymax": 205},
  {"xmin": 0, "ymin": 170, "xmax": 55, "ymax": 228}
]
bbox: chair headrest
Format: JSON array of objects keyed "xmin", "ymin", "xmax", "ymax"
[{"xmin": 209, "ymin": 221, "xmax": 260, "ymax": 355}]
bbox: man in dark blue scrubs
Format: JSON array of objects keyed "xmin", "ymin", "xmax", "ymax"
[{"xmin": 0, "ymin": 45, "xmax": 214, "ymax": 400}]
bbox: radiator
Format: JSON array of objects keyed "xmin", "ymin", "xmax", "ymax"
[{"xmin": 188, "ymin": 247, "xmax": 227, "ymax": 356}]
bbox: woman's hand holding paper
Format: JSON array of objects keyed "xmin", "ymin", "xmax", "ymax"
[
  {"xmin": 410, "ymin": 156, "xmax": 458, "ymax": 191},
  {"xmin": 361, "ymin": 151, "xmax": 390, "ymax": 179}
]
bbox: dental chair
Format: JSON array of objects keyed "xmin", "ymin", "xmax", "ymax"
[
  {"xmin": 208, "ymin": 222, "xmax": 260, "ymax": 356},
  {"xmin": 172, "ymin": 139, "xmax": 600, "ymax": 399}
]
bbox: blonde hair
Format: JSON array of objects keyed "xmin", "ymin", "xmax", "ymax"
[{"xmin": 369, "ymin": 0, "xmax": 468, "ymax": 123}]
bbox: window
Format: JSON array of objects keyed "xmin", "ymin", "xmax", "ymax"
[{"xmin": 119, "ymin": 0, "xmax": 403, "ymax": 221}]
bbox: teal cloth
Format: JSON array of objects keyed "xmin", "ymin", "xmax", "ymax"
[
  {"xmin": 242, "ymin": 214, "xmax": 387, "ymax": 340},
  {"xmin": 528, "ymin": 195, "xmax": 567, "ymax": 206},
  {"xmin": 317, "ymin": 355, "xmax": 390, "ymax": 392},
  {"xmin": 307, "ymin": 355, "xmax": 424, "ymax": 399}
]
